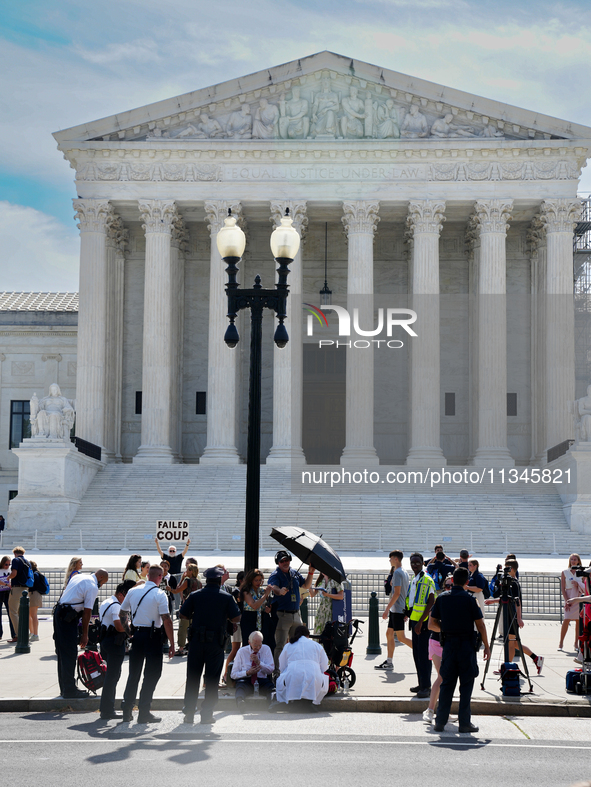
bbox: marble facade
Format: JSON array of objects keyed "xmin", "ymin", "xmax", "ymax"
[
  {"xmin": 5, "ymin": 52, "xmax": 591, "ymax": 528},
  {"xmin": 0, "ymin": 302, "xmax": 78, "ymax": 516}
]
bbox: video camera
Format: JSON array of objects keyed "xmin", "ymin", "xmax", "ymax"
[{"xmin": 573, "ymin": 565, "xmax": 591, "ymax": 578}]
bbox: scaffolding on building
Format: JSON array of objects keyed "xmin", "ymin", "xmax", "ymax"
[{"xmin": 574, "ymin": 194, "xmax": 591, "ymax": 392}]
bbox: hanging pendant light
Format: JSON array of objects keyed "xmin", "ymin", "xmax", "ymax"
[{"xmin": 319, "ymin": 221, "xmax": 332, "ymax": 305}]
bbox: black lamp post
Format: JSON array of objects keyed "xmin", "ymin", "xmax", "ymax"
[{"xmin": 217, "ymin": 208, "xmax": 301, "ymax": 572}]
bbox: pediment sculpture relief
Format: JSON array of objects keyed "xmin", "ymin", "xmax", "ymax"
[{"xmin": 118, "ymin": 76, "xmax": 529, "ymax": 143}]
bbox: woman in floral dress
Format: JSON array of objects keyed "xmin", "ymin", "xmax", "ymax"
[{"xmin": 310, "ymin": 573, "xmax": 344, "ymax": 635}]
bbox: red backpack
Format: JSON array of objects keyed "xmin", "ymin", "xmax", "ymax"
[{"xmin": 77, "ymin": 649, "xmax": 107, "ymax": 694}]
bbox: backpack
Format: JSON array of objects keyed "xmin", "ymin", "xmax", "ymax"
[
  {"xmin": 77, "ymin": 649, "xmax": 107, "ymax": 693},
  {"xmin": 32, "ymin": 571, "xmax": 50, "ymax": 595},
  {"xmin": 479, "ymin": 572, "xmax": 491, "ymax": 600},
  {"xmin": 325, "ymin": 668, "xmax": 339, "ymax": 694},
  {"xmin": 86, "ymin": 618, "xmax": 102, "ymax": 652},
  {"xmin": 489, "ymin": 574, "xmax": 501, "ymax": 599},
  {"xmin": 500, "ymin": 661, "xmax": 522, "ymax": 696},
  {"xmin": 17, "ymin": 557, "xmax": 34, "ymax": 588},
  {"xmin": 566, "ymin": 669, "xmax": 583, "ymax": 694}
]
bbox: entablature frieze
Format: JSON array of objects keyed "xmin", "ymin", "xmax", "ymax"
[{"xmin": 66, "ymin": 140, "xmax": 588, "ymax": 186}]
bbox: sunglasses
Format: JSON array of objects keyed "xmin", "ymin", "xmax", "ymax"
[
  {"xmin": 444, "ymin": 583, "xmax": 453, "ymax": 588},
  {"xmin": 279, "ymin": 558, "xmax": 291, "ymax": 563}
]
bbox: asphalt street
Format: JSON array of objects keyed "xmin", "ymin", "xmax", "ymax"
[{"xmin": 1, "ymin": 712, "xmax": 590, "ymax": 786}]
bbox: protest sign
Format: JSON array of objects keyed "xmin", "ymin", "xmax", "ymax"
[{"xmin": 156, "ymin": 520, "xmax": 189, "ymax": 542}]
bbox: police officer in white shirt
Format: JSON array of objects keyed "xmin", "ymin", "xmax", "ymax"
[
  {"xmin": 99, "ymin": 582, "xmax": 131, "ymax": 720},
  {"xmin": 119, "ymin": 565, "xmax": 175, "ymax": 724},
  {"xmin": 53, "ymin": 569, "xmax": 109, "ymax": 698}
]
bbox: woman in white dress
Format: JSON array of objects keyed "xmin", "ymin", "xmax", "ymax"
[
  {"xmin": 559, "ymin": 553, "xmax": 587, "ymax": 651},
  {"xmin": 275, "ymin": 625, "xmax": 329, "ymax": 707}
]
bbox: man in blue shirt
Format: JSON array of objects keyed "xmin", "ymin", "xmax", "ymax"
[
  {"xmin": 267, "ymin": 550, "xmax": 315, "ymax": 669},
  {"xmin": 466, "ymin": 559, "xmax": 488, "ymax": 613}
]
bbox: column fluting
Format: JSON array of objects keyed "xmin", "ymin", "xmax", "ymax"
[{"xmin": 405, "ymin": 200, "xmax": 446, "ymax": 466}]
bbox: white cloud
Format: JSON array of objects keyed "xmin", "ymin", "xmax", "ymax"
[
  {"xmin": 0, "ymin": 202, "xmax": 79, "ymax": 291},
  {"xmin": 72, "ymin": 38, "xmax": 161, "ymax": 65}
]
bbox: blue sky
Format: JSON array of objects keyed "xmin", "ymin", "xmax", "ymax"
[{"xmin": 2, "ymin": 0, "xmax": 591, "ymax": 290}]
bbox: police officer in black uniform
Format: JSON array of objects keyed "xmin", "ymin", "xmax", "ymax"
[
  {"xmin": 180, "ymin": 566, "xmax": 241, "ymax": 725},
  {"xmin": 428, "ymin": 566, "xmax": 490, "ymax": 734}
]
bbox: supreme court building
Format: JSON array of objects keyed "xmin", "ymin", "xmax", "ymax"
[{"xmin": 5, "ymin": 51, "xmax": 591, "ymax": 544}]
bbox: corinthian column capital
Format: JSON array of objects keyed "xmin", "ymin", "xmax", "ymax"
[
  {"xmin": 406, "ymin": 200, "xmax": 446, "ymax": 237},
  {"xmin": 138, "ymin": 200, "xmax": 178, "ymax": 234},
  {"xmin": 539, "ymin": 198, "xmax": 583, "ymax": 233},
  {"xmin": 205, "ymin": 200, "xmax": 244, "ymax": 237},
  {"xmin": 73, "ymin": 199, "xmax": 115, "ymax": 233},
  {"xmin": 471, "ymin": 199, "xmax": 513, "ymax": 235},
  {"xmin": 270, "ymin": 200, "xmax": 308, "ymax": 240},
  {"xmin": 342, "ymin": 200, "xmax": 380, "ymax": 237}
]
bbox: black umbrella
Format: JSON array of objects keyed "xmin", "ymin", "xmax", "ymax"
[{"xmin": 270, "ymin": 526, "xmax": 346, "ymax": 583}]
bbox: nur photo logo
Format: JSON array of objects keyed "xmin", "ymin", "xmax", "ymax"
[{"xmin": 303, "ymin": 304, "xmax": 418, "ymax": 349}]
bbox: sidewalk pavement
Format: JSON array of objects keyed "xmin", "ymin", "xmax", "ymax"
[{"xmin": 1, "ymin": 612, "xmax": 589, "ymax": 716}]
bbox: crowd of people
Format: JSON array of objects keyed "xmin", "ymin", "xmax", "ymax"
[
  {"xmin": 1, "ymin": 539, "xmax": 589, "ymax": 731},
  {"xmin": 375, "ymin": 545, "xmax": 591, "ymax": 731},
  {"xmin": 39, "ymin": 544, "xmax": 331, "ymax": 723}
]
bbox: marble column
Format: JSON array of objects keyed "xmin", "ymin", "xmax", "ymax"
[
  {"xmin": 134, "ymin": 200, "xmax": 181, "ymax": 464},
  {"xmin": 104, "ymin": 217, "xmax": 127, "ymax": 462},
  {"xmin": 340, "ymin": 200, "xmax": 380, "ymax": 466},
  {"xmin": 471, "ymin": 199, "xmax": 514, "ymax": 467},
  {"xmin": 540, "ymin": 199, "xmax": 582, "ymax": 452},
  {"xmin": 200, "ymin": 201, "xmax": 243, "ymax": 464},
  {"xmin": 267, "ymin": 201, "xmax": 307, "ymax": 465},
  {"xmin": 73, "ymin": 199, "xmax": 115, "ymax": 449},
  {"xmin": 170, "ymin": 216, "xmax": 189, "ymax": 461},
  {"xmin": 406, "ymin": 200, "xmax": 446, "ymax": 466},
  {"xmin": 527, "ymin": 215, "xmax": 547, "ymax": 465}
]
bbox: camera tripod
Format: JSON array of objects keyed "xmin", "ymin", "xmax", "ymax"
[{"xmin": 480, "ymin": 584, "xmax": 534, "ymax": 693}]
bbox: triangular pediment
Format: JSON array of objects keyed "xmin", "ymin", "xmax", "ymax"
[{"xmin": 54, "ymin": 51, "xmax": 591, "ymax": 145}]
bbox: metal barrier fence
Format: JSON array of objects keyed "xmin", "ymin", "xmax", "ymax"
[
  {"xmin": 345, "ymin": 572, "xmax": 563, "ymax": 620},
  {"xmin": 38, "ymin": 570, "xmax": 563, "ymax": 621}
]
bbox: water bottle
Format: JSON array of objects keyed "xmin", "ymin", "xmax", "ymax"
[
  {"xmin": 254, "ymin": 680, "xmax": 260, "ymax": 697},
  {"xmin": 343, "ymin": 677, "xmax": 350, "ymax": 696}
]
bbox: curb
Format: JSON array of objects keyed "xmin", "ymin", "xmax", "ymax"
[{"xmin": 2, "ymin": 695, "xmax": 590, "ymax": 717}]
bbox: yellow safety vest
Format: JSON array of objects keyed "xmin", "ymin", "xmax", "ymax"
[{"xmin": 407, "ymin": 572, "xmax": 435, "ymax": 622}]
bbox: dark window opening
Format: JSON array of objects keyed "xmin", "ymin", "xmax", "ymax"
[
  {"xmin": 8, "ymin": 490, "xmax": 18, "ymax": 500},
  {"xmin": 444, "ymin": 393, "xmax": 456, "ymax": 417},
  {"xmin": 196, "ymin": 392, "xmax": 206, "ymax": 415},
  {"xmin": 507, "ymin": 393, "xmax": 517, "ymax": 417},
  {"xmin": 135, "ymin": 391, "xmax": 142, "ymax": 415},
  {"xmin": 9, "ymin": 400, "xmax": 30, "ymax": 448}
]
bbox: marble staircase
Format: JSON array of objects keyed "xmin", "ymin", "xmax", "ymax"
[{"xmin": 5, "ymin": 463, "xmax": 589, "ymax": 556}]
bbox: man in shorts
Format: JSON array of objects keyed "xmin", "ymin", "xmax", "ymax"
[{"xmin": 375, "ymin": 550, "xmax": 412, "ymax": 671}]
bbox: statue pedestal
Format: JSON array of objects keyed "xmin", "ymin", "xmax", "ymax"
[
  {"xmin": 550, "ymin": 442, "xmax": 591, "ymax": 534},
  {"xmin": 7, "ymin": 439, "xmax": 104, "ymax": 532}
]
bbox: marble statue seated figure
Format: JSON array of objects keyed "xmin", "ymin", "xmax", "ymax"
[
  {"xmin": 401, "ymin": 104, "xmax": 429, "ymax": 138},
  {"xmin": 30, "ymin": 384, "xmax": 75, "ymax": 441},
  {"xmin": 252, "ymin": 98, "xmax": 279, "ymax": 139},
  {"xmin": 226, "ymin": 104, "xmax": 252, "ymax": 139}
]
